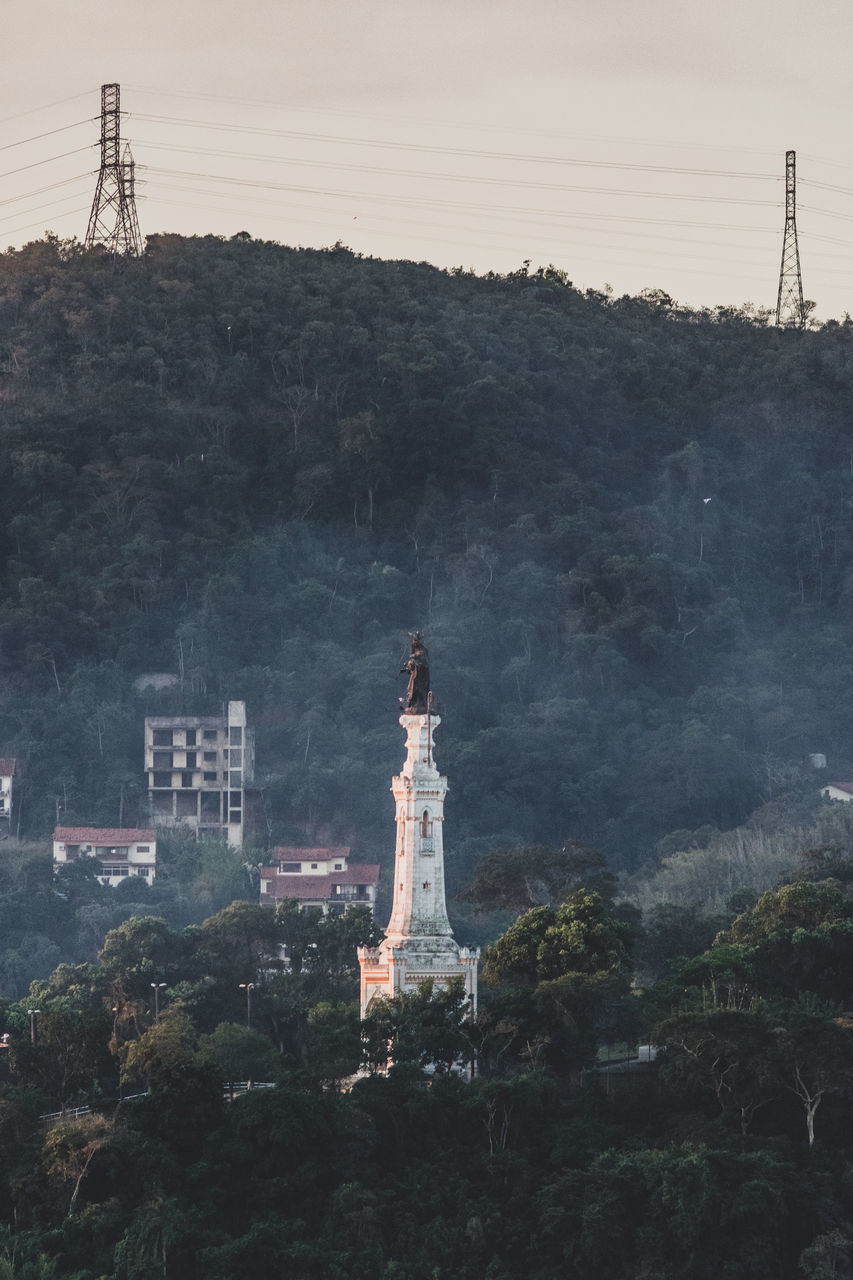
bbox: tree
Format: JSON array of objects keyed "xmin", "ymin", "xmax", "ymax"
[
  {"xmin": 721, "ymin": 882, "xmax": 851, "ymax": 947},
  {"xmin": 656, "ymin": 1007, "xmax": 777, "ymax": 1133},
  {"xmin": 198, "ymin": 1022, "xmax": 279, "ymax": 1097},
  {"xmin": 308, "ymin": 906, "xmax": 381, "ymax": 984},
  {"xmin": 362, "ymin": 980, "xmax": 471, "ymax": 1074},
  {"xmin": 460, "ymin": 840, "xmax": 616, "ymax": 912},
  {"xmin": 43, "ymin": 1113, "xmax": 112, "ymax": 1214},
  {"xmin": 119, "ymin": 1002, "xmax": 202, "ymax": 1094},
  {"xmin": 303, "ymin": 1001, "xmax": 362, "ymax": 1087},
  {"xmin": 275, "ymin": 900, "xmax": 321, "ymax": 976},
  {"xmin": 99, "ymin": 916, "xmax": 187, "ymax": 1043},
  {"xmin": 770, "ymin": 1004, "xmax": 853, "ymax": 1147},
  {"xmin": 482, "ymin": 890, "xmax": 634, "ymax": 986},
  {"xmin": 9, "ymin": 964, "xmax": 114, "ymax": 1107}
]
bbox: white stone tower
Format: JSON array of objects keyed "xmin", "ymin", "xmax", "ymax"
[{"xmin": 358, "ymin": 707, "xmax": 479, "ymax": 1016}]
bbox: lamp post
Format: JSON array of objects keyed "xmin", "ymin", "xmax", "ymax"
[
  {"xmin": 27, "ymin": 1008, "xmax": 40, "ymax": 1045},
  {"xmin": 150, "ymin": 983, "xmax": 166, "ymax": 1020},
  {"xmin": 239, "ymin": 982, "xmax": 254, "ymax": 1028}
]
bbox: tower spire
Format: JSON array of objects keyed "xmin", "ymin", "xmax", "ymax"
[
  {"xmin": 358, "ymin": 644, "xmax": 479, "ymax": 1021},
  {"xmin": 776, "ymin": 149, "xmax": 805, "ymax": 329},
  {"xmin": 85, "ymin": 84, "xmax": 142, "ymax": 258}
]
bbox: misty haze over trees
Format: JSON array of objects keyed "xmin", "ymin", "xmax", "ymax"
[{"xmin": 0, "ymin": 233, "xmax": 850, "ymax": 873}]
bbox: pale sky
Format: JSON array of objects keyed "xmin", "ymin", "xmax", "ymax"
[{"xmin": 3, "ymin": 0, "xmax": 853, "ymax": 319}]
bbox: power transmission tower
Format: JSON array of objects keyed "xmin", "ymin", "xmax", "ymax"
[
  {"xmin": 775, "ymin": 150, "xmax": 805, "ymax": 329},
  {"xmin": 85, "ymin": 83, "xmax": 142, "ymax": 258}
]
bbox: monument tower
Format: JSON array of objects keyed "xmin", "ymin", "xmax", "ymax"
[{"xmin": 358, "ymin": 635, "xmax": 479, "ymax": 1017}]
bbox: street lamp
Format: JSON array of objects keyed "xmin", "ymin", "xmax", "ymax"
[
  {"xmin": 238, "ymin": 982, "xmax": 254, "ymax": 1028},
  {"xmin": 27, "ymin": 1009, "xmax": 40, "ymax": 1045},
  {"xmin": 150, "ymin": 983, "xmax": 166, "ymax": 1020}
]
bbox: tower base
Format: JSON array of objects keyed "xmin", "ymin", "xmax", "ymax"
[{"xmin": 358, "ymin": 940, "xmax": 479, "ymax": 1017}]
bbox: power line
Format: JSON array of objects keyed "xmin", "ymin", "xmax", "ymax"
[
  {"xmin": 0, "ymin": 90, "xmax": 93, "ymax": 127},
  {"xmin": 2, "ymin": 206, "xmax": 90, "ymax": 240},
  {"xmin": 149, "ymin": 176, "xmax": 779, "ymax": 246},
  {"xmin": 0, "ymin": 147, "xmax": 93, "ymax": 182},
  {"xmin": 143, "ymin": 162, "xmax": 778, "ymax": 209},
  {"xmin": 0, "ymin": 173, "xmax": 93, "ymax": 209},
  {"xmin": 135, "ymin": 140, "xmax": 779, "ymax": 205},
  {"xmin": 0, "ymin": 119, "xmax": 94, "ymax": 152},
  {"xmin": 131, "ymin": 112, "xmax": 777, "ymax": 182},
  {"xmin": 124, "ymin": 83, "xmax": 785, "ymax": 160}
]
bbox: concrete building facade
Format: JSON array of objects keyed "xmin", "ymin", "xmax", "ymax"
[
  {"xmin": 53, "ymin": 827, "xmax": 157, "ymax": 886},
  {"xmin": 259, "ymin": 845, "xmax": 380, "ymax": 914},
  {"xmin": 144, "ymin": 700, "xmax": 254, "ymax": 847},
  {"xmin": 0, "ymin": 759, "xmax": 15, "ymax": 833}
]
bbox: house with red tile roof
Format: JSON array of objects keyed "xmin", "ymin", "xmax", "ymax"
[
  {"xmin": 259, "ymin": 846, "xmax": 379, "ymax": 915},
  {"xmin": 53, "ymin": 827, "xmax": 157, "ymax": 886}
]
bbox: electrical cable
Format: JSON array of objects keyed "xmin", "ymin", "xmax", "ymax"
[
  {"xmin": 1, "ymin": 206, "xmax": 90, "ymax": 240},
  {"xmin": 142, "ymin": 162, "xmax": 778, "ymax": 209},
  {"xmin": 0, "ymin": 173, "xmax": 94, "ymax": 209},
  {"xmin": 0, "ymin": 119, "xmax": 95, "ymax": 152},
  {"xmin": 134, "ymin": 139, "xmax": 778, "ymax": 205},
  {"xmin": 131, "ymin": 112, "xmax": 777, "ymax": 183},
  {"xmin": 0, "ymin": 186, "xmax": 94, "ymax": 227},
  {"xmin": 148, "ymin": 177, "xmax": 779, "ymax": 250},
  {"xmin": 0, "ymin": 147, "xmax": 93, "ymax": 182},
  {"xmin": 147, "ymin": 191, "xmax": 779, "ymax": 268},
  {"xmin": 0, "ymin": 90, "xmax": 93, "ymax": 127},
  {"xmin": 124, "ymin": 83, "xmax": 785, "ymax": 160}
]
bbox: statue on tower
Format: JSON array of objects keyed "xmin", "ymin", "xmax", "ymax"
[{"xmin": 400, "ymin": 632, "xmax": 430, "ymax": 713}]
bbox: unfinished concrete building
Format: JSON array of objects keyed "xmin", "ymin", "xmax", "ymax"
[{"xmin": 144, "ymin": 700, "xmax": 254, "ymax": 847}]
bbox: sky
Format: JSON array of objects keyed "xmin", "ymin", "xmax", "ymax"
[{"xmin": 3, "ymin": 0, "xmax": 853, "ymax": 319}]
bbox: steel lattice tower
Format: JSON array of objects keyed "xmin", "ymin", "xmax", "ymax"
[
  {"xmin": 85, "ymin": 84, "xmax": 142, "ymax": 257},
  {"xmin": 775, "ymin": 150, "xmax": 805, "ymax": 329}
]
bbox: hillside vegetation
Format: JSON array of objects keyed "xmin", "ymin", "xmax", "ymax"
[
  {"xmin": 1, "ymin": 232, "xmax": 852, "ymax": 886},
  {"xmin": 4, "ymin": 234, "xmax": 853, "ymax": 1278}
]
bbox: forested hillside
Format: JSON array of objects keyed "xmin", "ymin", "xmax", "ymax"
[
  {"xmin": 6, "ymin": 234, "xmax": 853, "ymax": 1278},
  {"xmin": 3, "ymin": 872, "xmax": 853, "ymax": 1277},
  {"xmin": 1, "ymin": 232, "xmax": 853, "ymax": 885}
]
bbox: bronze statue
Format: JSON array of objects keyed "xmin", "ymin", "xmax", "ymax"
[{"xmin": 400, "ymin": 632, "xmax": 430, "ymax": 713}]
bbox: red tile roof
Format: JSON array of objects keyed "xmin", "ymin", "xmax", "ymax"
[
  {"xmin": 259, "ymin": 863, "xmax": 379, "ymax": 901},
  {"xmin": 0, "ymin": 759, "xmax": 15, "ymax": 776},
  {"xmin": 272, "ymin": 845, "xmax": 351, "ymax": 860},
  {"xmin": 54, "ymin": 827, "xmax": 157, "ymax": 844}
]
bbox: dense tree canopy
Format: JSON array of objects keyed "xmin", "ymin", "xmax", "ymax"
[{"xmin": 1, "ymin": 232, "xmax": 853, "ymax": 906}]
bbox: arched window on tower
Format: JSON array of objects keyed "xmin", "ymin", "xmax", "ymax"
[{"xmin": 421, "ymin": 810, "xmax": 435, "ymax": 852}]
